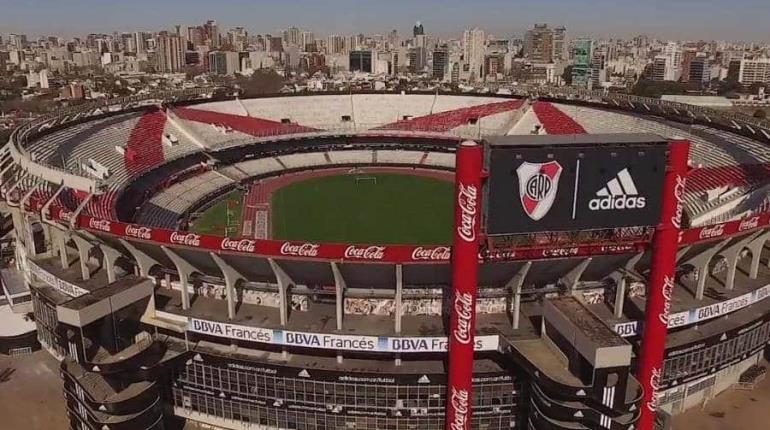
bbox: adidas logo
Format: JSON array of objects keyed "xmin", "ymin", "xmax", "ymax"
[{"xmin": 589, "ymin": 168, "xmax": 646, "ymax": 211}]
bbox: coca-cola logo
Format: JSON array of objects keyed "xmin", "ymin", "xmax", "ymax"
[
  {"xmin": 344, "ymin": 245, "xmax": 386, "ymax": 260},
  {"xmin": 449, "ymin": 387, "xmax": 470, "ymax": 430},
  {"xmin": 57, "ymin": 208, "xmax": 73, "ymax": 222},
  {"xmin": 541, "ymin": 247, "xmax": 579, "ymax": 258},
  {"xmin": 453, "ymin": 292, "xmax": 474, "ymax": 345},
  {"xmin": 658, "ymin": 275, "xmax": 675, "ymax": 326},
  {"xmin": 88, "ymin": 218, "xmax": 111, "ymax": 232},
  {"xmin": 646, "ymin": 367, "xmax": 663, "ymax": 412},
  {"xmin": 411, "ymin": 246, "xmax": 451, "ymax": 261},
  {"xmin": 125, "ymin": 224, "xmax": 152, "ymax": 240},
  {"xmin": 457, "ymin": 183, "xmax": 478, "ymax": 243},
  {"xmin": 280, "ymin": 242, "xmax": 320, "ymax": 257},
  {"xmin": 739, "ymin": 216, "xmax": 760, "ymax": 232},
  {"xmin": 671, "ymin": 174, "xmax": 686, "ymax": 230},
  {"xmin": 698, "ymin": 224, "xmax": 725, "ymax": 240},
  {"xmin": 169, "ymin": 231, "xmax": 201, "ymax": 247},
  {"xmin": 221, "ymin": 238, "xmax": 256, "ymax": 252}
]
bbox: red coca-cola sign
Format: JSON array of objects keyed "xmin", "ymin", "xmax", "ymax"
[
  {"xmin": 169, "ymin": 231, "xmax": 201, "ymax": 247},
  {"xmin": 448, "ymin": 387, "xmax": 470, "ymax": 430},
  {"xmin": 739, "ymin": 216, "xmax": 760, "ymax": 232},
  {"xmin": 220, "ymin": 238, "xmax": 257, "ymax": 252},
  {"xmin": 457, "ymin": 183, "xmax": 478, "ymax": 242},
  {"xmin": 344, "ymin": 245, "xmax": 386, "ymax": 260},
  {"xmin": 279, "ymin": 242, "xmax": 321, "ymax": 257},
  {"xmin": 411, "ymin": 246, "xmax": 451, "ymax": 261},
  {"xmin": 125, "ymin": 224, "xmax": 152, "ymax": 240},
  {"xmin": 88, "ymin": 218, "xmax": 111, "ymax": 232},
  {"xmin": 698, "ymin": 224, "xmax": 725, "ymax": 240},
  {"xmin": 452, "ymin": 292, "xmax": 473, "ymax": 345}
]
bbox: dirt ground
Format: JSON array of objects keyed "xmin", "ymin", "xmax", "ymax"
[
  {"xmin": 672, "ymin": 364, "xmax": 770, "ymax": 430},
  {"xmin": 2, "ymin": 349, "xmax": 770, "ymax": 430},
  {"xmin": 0, "ymin": 350, "xmax": 69, "ymax": 430}
]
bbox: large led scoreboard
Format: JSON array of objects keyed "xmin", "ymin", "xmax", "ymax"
[{"xmin": 445, "ymin": 134, "xmax": 689, "ymax": 430}]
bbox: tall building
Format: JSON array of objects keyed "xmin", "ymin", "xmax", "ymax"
[
  {"xmin": 187, "ymin": 27, "xmax": 205, "ymax": 48},
  {"xmin": 413, "ymin": 21, "xmax": 424, "ymax": 37},
  {"xmin": 680, "ymin": 49, "xmax": 698, "ymax": 83},
  {"xmin": 301, "ymin": 31, "xmax": 315, "ymax": 52},
  {"xmin": 204, "ymin": 20, "xmax": 219, "ymax": 48},
  {"xmin": 134, "ymin": 32, "xmax": 147, "ymax": 55},
  {"xmin": 349, "ymin": 50, "xmax": 373, "ymax": 73},
  {"xmin": 284, "ymin": 27, "xmax": 301, "ymax": 47},
  {"xmin": 156, "ymin": 31, "xmax": 185, "ymax": 73},
  {"xmin": 524, "ymin": 24, "xmax": 553, "ymax": 63},
  {"xmin": 327, "ymin": 35, "xmax": 345, "ymax": 54},
  {"xmin": 269, "ymin": 36, "xmax": 283, "ymax": 53},
  {"xmin": 661, "ymin": 42, "xmax": 683, "ymax": 81},
  {"xmin": 591, "ymin": 49, "xmax": 607, "ymax": 88},
  {"xmin": 571, "ymin": 39, "xmax": 593, "ymax": 88},
  {"xmin": 408, "ymin": 46, "xmax": 427, "ymax": 73},
  {"xmin": 652, "ymin": 56, "xmax": 669, "ymax": 81},
  {"xmin": 9, "ymin": 34, "xmax": 28, "ymax": 50},
  {"xmin": 737, "ymin": 59, "xmax": 770, "ymax": 85},
  {"xmin": 432, "ymin": 48, "xmax": 448, "ymax": 80},
  {"xmin": 463, "ymin": 27, "xmax": 486, "ymax": 81},
  {"xmin": 688, "ymin": 56, "xmax": 712, "ymax": 84},
  {"xmin": 228, "ymin": 27, "xmax": 248, "ymax": 51},
  {"xmin": 552, "ymin": 26, "xmax": 567, "ymax": 62},
  {"xmin": 208, "ymin": 50, "xmax": 240, "ymax": 75}
]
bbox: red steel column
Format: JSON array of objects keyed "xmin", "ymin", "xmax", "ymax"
[
  {"xmin": 446, "ymin": 140, "xmax": 484, "ymax": 430},
  {"xmin": 636, "ymin": 140, "xmax": 690, "ymax": 430}
]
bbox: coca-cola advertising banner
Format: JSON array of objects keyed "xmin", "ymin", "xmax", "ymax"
[
  {"xmin": 679, "ymin": 213, "xmax": 770, "ymax": 244},
  {"xmin": 486, "ymin": 138, "xmax": 668, "ymax": 234}
]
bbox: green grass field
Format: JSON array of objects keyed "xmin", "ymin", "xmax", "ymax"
[
  {"xmin": 272, "ymin": 173, "xmax": 454, "ymax": 245},
  {"xmin": 190, "ymin": 190, "xmax": 244, "ymax": 236}
]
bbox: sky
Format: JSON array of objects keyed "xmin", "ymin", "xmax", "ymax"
[{"xmin": 0, "ymin": 0, "xmax": 769, "ymax": 42}]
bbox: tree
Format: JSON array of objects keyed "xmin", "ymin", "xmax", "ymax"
[
  {"xmin": 237, "ymin": 70, "xmax": 285, "ymax": 97},
  {"xmin": 753, "ymin": 109, "xmax": 767, "ymax": 119}
]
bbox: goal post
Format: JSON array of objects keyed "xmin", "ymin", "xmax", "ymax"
[{"xmin": 354, "ymin": 176, "xmax": 377, "ymax": 186}]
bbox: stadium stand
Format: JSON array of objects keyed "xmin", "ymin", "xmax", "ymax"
[
  {"xmin": 125, "ymin": 109, "xmax": 168, "ymax": 175},
  {"xmin": 531, "ymin": 101, "xmax": 587, "ymax": 134}
]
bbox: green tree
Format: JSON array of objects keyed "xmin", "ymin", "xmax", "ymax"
[
  {"xmin": 754, "ymin": 109, "xmax": 767, "ymax": 119},
  {"xmin": 237, "ymin": 70, "xmax": 285, "ymax": 97}
]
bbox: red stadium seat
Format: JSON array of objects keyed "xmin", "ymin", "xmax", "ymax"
[{"xmin": 531, "ymin": 102, "xmax": 587, "ymax": 135}]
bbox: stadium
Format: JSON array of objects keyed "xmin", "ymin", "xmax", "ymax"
[{"xmin": 1, "ymin": 87, "xmax": 770, "ymax": 430}]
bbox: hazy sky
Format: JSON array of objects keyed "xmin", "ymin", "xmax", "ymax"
[{"xmin": 1, "ymin": 0, "xmax": 769, "ymax": 42}]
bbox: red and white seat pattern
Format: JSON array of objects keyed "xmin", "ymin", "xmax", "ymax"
[
  {"xmin": 531, "ymin": 102, "xmax": 587, "ymax": 135},
  {"xmin": 376, "ymin": 99, "xmax": 524, "ymax": 132}
]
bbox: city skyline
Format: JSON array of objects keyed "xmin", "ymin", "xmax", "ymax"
[{"xmin": 1, "ymin": 0, "xmax": 769, "ymax": 42}]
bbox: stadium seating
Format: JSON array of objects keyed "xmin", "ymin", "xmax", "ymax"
[
  {"xmin": 137, "ymin": 170, "xmax": 235, "ymax": 228},
  {"xmin": 173, "ymin": 107, "xmax": 317, "ymax": 139},
  {"xmin": 276, "ymin": 152, "xmax": 330, "ymax": 169},
  {"xmin": 531, "ymin": 102, "xmax": 587, "ymax": 134},
  {"xmin": 374, "ymin": 150, "xmax": 425, "ymax": 165},
  {"xmin": 377, "ymin": 99, "xmax": 524, "ymax": 133},
  {"xmin": 125, "ymin": 110, "xmax": 168, "ymax": 175},
  {"xmin": 422, "ymin": 152, "xmax": 456, "ymax": 168},
  {"xmin": 327, "ymin": 150, "xmax": 377, "ymax": 164}
]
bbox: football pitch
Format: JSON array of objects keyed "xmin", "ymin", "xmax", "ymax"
[
  {"xmin": 271, "ymin": 173, "xmax": 454, "ymax": 245},
  {"xmin": 190, "ymin": 190, "xmax": 244, "ymax": 236}
]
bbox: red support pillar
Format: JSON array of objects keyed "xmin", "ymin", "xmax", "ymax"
[
  {"xmin": 636, "ymin": 140, "xmax": 690, "ymax": 430},
  {"xmin": 446, "ymin": 140, "xmax": 484, "ymax": 430}
]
